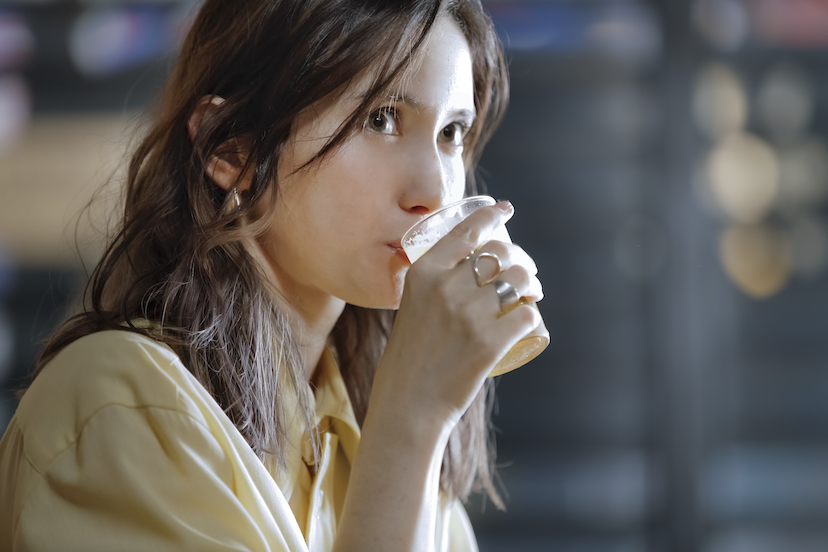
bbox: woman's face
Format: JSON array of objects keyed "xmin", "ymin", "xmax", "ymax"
[{"xmin": 257, "ymin": 15, "xmax": 476, "ymax": 310}]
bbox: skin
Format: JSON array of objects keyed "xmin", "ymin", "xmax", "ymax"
[{"xmin": 203, "ymin": 15, "xmax": 542, "ymax": 552}]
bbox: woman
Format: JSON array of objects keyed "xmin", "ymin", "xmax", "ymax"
[{"xmin": 0, "ymin": 0, "xmax": 542, "ymax": 550}]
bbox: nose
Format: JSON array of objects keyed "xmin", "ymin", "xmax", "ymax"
[{"xmin": 398, "ymin": 141, "xmax": 457, "ymax": 216}]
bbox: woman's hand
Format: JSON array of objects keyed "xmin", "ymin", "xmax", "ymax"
[{"xmin": 375, "ymin": 200, "xmax": 543, "ymax": 430}]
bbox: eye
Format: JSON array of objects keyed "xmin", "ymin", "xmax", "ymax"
[
  {"xmin": 365, "ymin": 107, "xmax": 399, "ymax": 135},
  {"xmin": 438, "ymin": 122, "xmax": 468, "ymax": 147}
]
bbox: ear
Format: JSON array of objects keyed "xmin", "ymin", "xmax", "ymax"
[{"xmin": 188, "ymin": 96, "xmax": 252, "ymax": 193}]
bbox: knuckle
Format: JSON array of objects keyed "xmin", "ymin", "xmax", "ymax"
[
  {"xmin": 502, "ymin": 244, "xmax": 536, "ymax": 273},
  {"xmin": 452, "ymin": 218, "xmax": 482, "ymax": 246},
  {"xmin": 516, "ymin": 304, "xmax": 536, "ymax": 325},
  {"xmin": 504, "ymin": 265, "xmax": 531, "ymax": 289},
  {"xmin": 486, "ymin": 240, "xmax": 510, "ymax": 258}
]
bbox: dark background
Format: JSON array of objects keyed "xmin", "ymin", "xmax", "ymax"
[{"xmin": 2, "ymin": 1, "xmax": 828, "ymax": 551}]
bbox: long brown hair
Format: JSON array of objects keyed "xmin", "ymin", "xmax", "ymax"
[{"xmin": 37, "ymin": 0, "xmax": 509, "ymax": 507}]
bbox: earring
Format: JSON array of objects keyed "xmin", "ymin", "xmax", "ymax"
[{"xmin": 221, "ymin": 187, "xmax": 242, "ymax": 215}]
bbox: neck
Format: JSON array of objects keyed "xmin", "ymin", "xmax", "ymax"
[
  {"xmin": 248, "ymin": 241, "xmax": 345, "ymax": 381},
  {"xmin": 291, "ymin": 293, "xmax": 346, "ymax": 381}
]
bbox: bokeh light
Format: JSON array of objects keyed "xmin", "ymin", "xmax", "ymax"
[
  {"xmin": 693, "ymin": 62, "xmax": 747, "ymax": 142},
  {"xmin": 750, "ymin": 0, "xmax": 828, "ymax": 48},
  {"xmin": 486, "ymin": 2, "xmax": 659, "ymax": 66},
  {"xmin": 0, "ymin": 74, "xmax": 30, "ymax": 153},
  {"xmin": 69, "ymin": 6, "xmax": 170, "ymax": 78},
  {"xmin": 756, "ymin": 62, "xmax": 814, "ymax": 143},
  {"xmin": 706, "ymin": 132, "xmax": 778, "ymax": 223},
  {"xmin": 720, "ymin": 222, "xmax": 791, "ymax": 298},
  {"xmin": 692, "ymin": 0, "xmax": 749, "ymax": 52},
  {"xmin": 0, "ymin": 12, "xmax": 34, "ymax": 71},
  {"xmin": 587, "ymin": 2, "xmax": 661, "ymax": 66}
]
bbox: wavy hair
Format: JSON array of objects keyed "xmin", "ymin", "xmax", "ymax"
[{"xmin": 36, "ymin": 0, "xmax": 509, "ymax": 507}]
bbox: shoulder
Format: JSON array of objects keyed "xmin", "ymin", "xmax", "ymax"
[
  {"xmin": 1, "ymin": 332, "xmax": 307, "ymax": 551},
  {"xmin": 25, "ymin": 330, "xmax": 185, "ymax": 412},
  {"xmin": 14, "ymin": 330, "xmax": 201, "ymax": 471}
]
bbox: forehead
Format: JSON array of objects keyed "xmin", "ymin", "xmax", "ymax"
[
  {"xmin": 343, "ymin": 15, "xmax": 475, "ymax": 110},
  {"xmin": 400, "ymin": 15, "xmax": 474, "ymax": 107},
  {"xmin": 290, "ymin": 15, "xmax": 474, "ymax": 139}
]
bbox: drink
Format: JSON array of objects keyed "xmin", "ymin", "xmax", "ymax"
[
  {"xmin": 402, "ymin": 196, "xmax": 549, "ymax": 376},
  {"xmin": 402, "ymin": 245, "xmax": 431, "ymax": 264}
]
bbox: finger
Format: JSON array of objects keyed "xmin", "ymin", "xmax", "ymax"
[
  {"xmin": 489, "ymin": 265, "xmax": 543, "ymax": 304},
  {"xmin": 468, "ymin": 250, "xmax": 502, "ymax": 286},
  {"xmin": 496, "ymin": 301, "xmax": 542, "ymax": 342},
  {"xmin": 506, "ymin": 264, "xmax": 543, "ymax": 302},
  {"xmin": 492, "ymin": 266, "xmax": 530, "ymax": 304},
  {"xmin": 427, "ymin": 202, "xmax": 514, "ymax": 266},
  {"xmin": 467, "ymin": 241, "xmax": 538, "ymax": 285},
  {"xmin": 502, "ymin": 244, "xmax": 538, "ymax": 276},
  {"xmin": 466, "ymin": 277, "xmax": 539, "ymax": 337}
]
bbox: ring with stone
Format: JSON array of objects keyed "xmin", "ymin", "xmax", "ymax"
[
  {"xmin": 470, "ymin": 251, "xmax": 503, "ymax": 287},
  {"xmin": 490, "ymin": 279, "xmax": 521, "ymax": 309}
]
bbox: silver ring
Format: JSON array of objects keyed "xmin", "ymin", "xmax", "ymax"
[
  {"xmin": 471, "ymin": 251, "xmax": 503, "ymax": 287},
  {"xmin": 491, "ymin": 279, "xmax": 520, "ymax": 309}
]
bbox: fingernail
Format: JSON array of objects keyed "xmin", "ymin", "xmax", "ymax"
[{"xmin": 496, "ymin": 200, "xmax": 513, "ymax": 213}]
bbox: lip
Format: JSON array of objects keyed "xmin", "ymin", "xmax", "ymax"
[{"xmin": 387, "ymin": 242, "xmax": 410, "ymax": 263}]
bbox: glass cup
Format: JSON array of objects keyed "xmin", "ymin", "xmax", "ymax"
[{"xmin": 401, "ymin": 196, "xmax": 549, "ymax": 376}]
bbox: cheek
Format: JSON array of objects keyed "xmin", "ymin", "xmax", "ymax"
[{"xmin": 448, "ymin": 159, "xmax": 468, "ymax": 200}]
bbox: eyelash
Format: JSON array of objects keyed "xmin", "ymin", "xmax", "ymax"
[
  {"xmin": 439, "ymin": 122, "xmax": 471, "ymax": 146},
  {"xmin": 364, "ymin": 106, "xmax": 472, "ymax": 146},
  {"xmin": 364, "ymin": 107, "xmax": 398, "ymax": 134}
]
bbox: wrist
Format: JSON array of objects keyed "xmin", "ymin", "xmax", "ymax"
[{"xmin": 362, "ymin": 392, "xmax": 456, "ymax": 455}]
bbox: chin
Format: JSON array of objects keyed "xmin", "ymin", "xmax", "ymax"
[
  {"xmin": 347, "ymin": 299, "xmax": 400, "ymax": 311},
  {"xmin": 347, "ymin": 282, "xmax": 403, "ymax": 311},
  {"xmin": 341, "ymin": 267, "xmax": 406, "ymax": 310},
  {"xmin": 360, "ymin": 291, "xmax": 402, "ymax": 311}
]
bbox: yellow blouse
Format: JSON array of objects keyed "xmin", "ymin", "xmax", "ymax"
[{"xmin": 0, "ymin": 330, "xmax": 477, "ymax": 551}]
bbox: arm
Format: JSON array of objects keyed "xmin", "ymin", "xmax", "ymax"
[
  {"xmin": 333, "ymin": 203, "xmax": 541, "ymax": 552},
  {"xmin": 335, "ymin": 396, "xmax": 453, "ymax": 551}
]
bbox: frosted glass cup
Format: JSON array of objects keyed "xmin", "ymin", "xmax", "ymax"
[{"xmin": 402, "ymin": 196, "xmax": 549, "ymax": 377}]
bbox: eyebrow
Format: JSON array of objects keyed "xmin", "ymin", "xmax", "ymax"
[{"xmin": 388, "ymin": 94, "xmax": 477, "ymax": 123}]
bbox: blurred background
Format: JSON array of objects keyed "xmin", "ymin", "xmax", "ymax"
[{"xmin": 1, "ymin": 0, "xmax": 828, "ymax": 550}]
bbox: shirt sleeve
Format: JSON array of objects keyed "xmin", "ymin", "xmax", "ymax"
[{"xmin": 14, "ymin": 403, "xmax": 298, "ymax": 552}]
